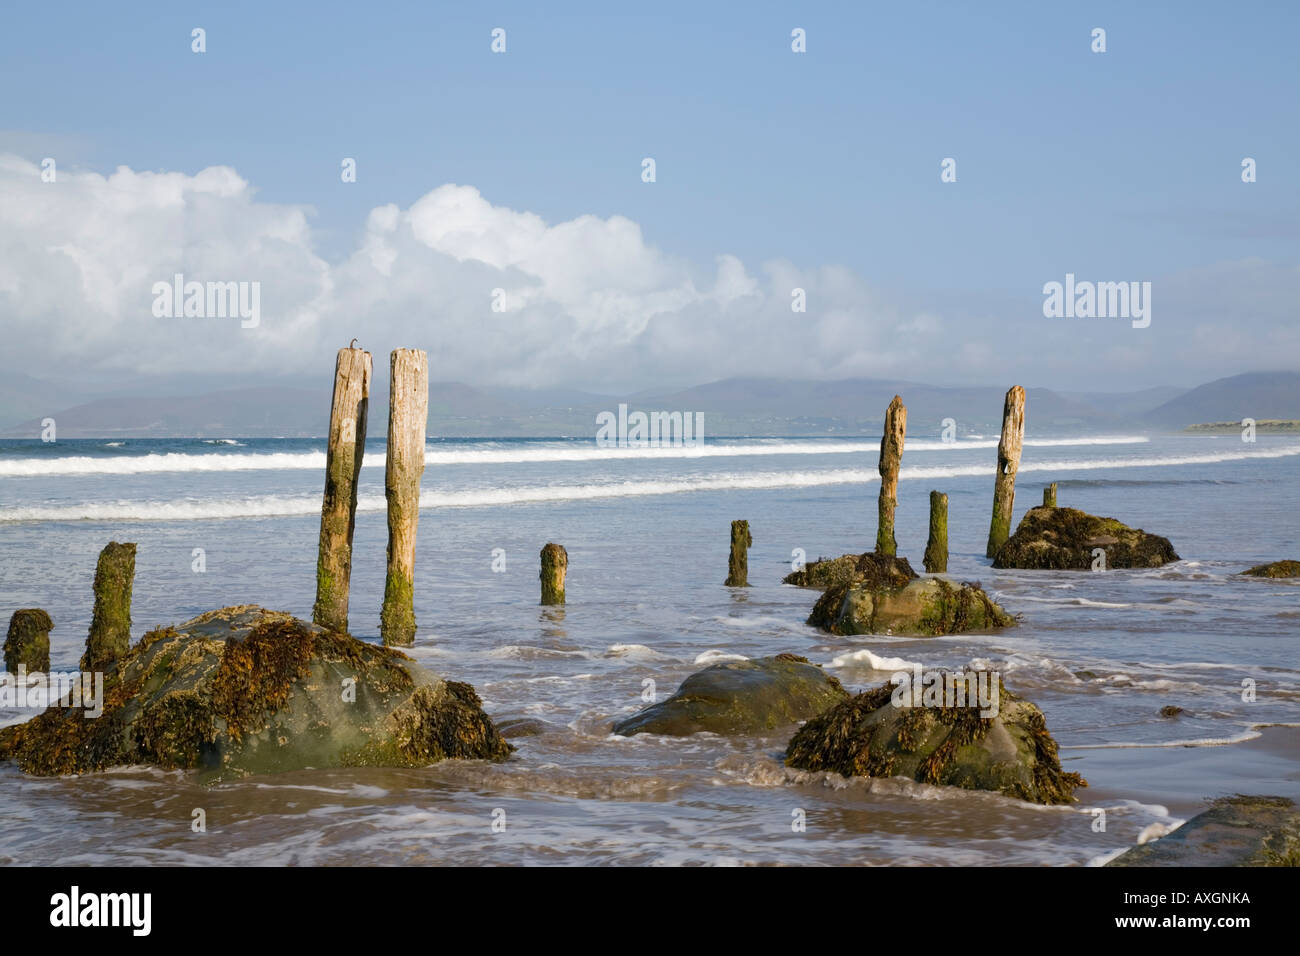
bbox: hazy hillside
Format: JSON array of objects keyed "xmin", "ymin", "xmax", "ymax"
[
  {"xmin": 4, "ymin": 370, "xmax": 1297, "ymax": 439},
  {"xmin": 1140, "ymin": 372, "xmax": 1300, "ymax": 427}
]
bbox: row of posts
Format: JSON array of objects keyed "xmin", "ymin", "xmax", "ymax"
[
  {"xmin": 312, "ymin": 346, "xmax": 571, "ymax": 648},
  {"xmin": 5, "ymin": 377, "xmax": 1053, "ymax": 670},
  {"xmin": 724, "ymin": 385, "xmax": 1053, "ymax": 583}
]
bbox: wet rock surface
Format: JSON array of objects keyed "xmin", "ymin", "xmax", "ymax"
[
  {"xmin": 613, "ymin": 653, "xmax": 849, "ymax": 737},
  {"xmin": 785, "ymin": 676, "xmax": 1086, "ymax": 805},
  {"xmin": 992, "ymin": 506, "xmax": 1179, "ymax": 570},
  {"xmin": 0, "ymin": 605, "xmax": 511, "ymax": 778}
]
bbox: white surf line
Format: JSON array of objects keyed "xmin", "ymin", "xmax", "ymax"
[
  {"xmin": 3, "ymin": 444, "xmax": 1298, "ymax": 522},
  {"xmin": 0, "ymin": 435, "xmax": 1153, "ymax": 477},
  {"xmin": 1062, "ymin": 722, "xmax": 1300, "ymax": 750}
]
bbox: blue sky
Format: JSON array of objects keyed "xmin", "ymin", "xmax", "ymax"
[{"xmin": 1, "ymin": 1, "xmax": 1298, "ymax": 392}]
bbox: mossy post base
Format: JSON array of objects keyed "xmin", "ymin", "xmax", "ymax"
[
  {"xmin": 725, "ymin": 519, "xmax": 752, "ymax": 587},
  {"xmin": 876, "ymin": 395, "xmax": 907, "ymax": 555},
  {"xmin": 381, "ymin": 348, "xmax": 428, "ymax": 647},
  {"xmin": 5, "ymin": 609, "xmax": 52, "ymax": 673},
  {"xmin": 986, "ymin": 385, "xmax": 1026, "ymax": 558},
  {"xmin": 1043, "ymin": 482, "xmax": 1057, "ymax": 508},
  {"xmin": 82, "ymin": 542, "xmax": 135, "ymax": 672},
  {"xmin": 540, "ymin": 543, "xmax": 568, "ymax": 606},
  {"xmin": 314, "ymin": 346, "xmax": 371, "ymax": 633},
  {"xmin": 923, "ymin": 491, "xmax": 948, "ymax": 573}
]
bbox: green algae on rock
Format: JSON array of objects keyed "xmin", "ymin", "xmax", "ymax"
[
  {"xmin": 783, "ymin": 554, "xmax": 862, "ymax": 590},
  {"xmin": 1106, "ymin": 795, "xmax": 1300, "ymax": 866},
  {"xmin": 788, "ymin": 551, "xmax": 917, "ymax": 590},
  {"xmin": 0, "ymin": 605, "xmax": 510, "ymax": 778},
  {"xmin": 540, "ymin": 542, "xmax": 567, "ymax": 605},
  {"xmin": 613, "ymin": 653, "xmax": 849, "ymax": 737},
  {"xmin": 923, "ymin": 490, "xmax": 948, "ymax": 573},
  {"xmin": 802, "ymin": 552, "xmax": 1013, "ymax": 637},
  {"xmin": 784, "ymin": 677, "xmax": 1086, "ymax": 805},
  {"xmin": 82, "ymin": 542, "xmax": 136, "ymax": 672},
  {"xmin": 1241, "ymin": 560, "xmax": 1300, "ymax": 578},
  {"xmin": 725, "ymin": 519, "xmax": 752, "ymax": 587},
  {"xmin": 991, "ymin": 505, "xmax": 1179, "ymax": 570},
  {"xmin": 5, "ymin": 609, "xmax": 53, "ymax": 673}
]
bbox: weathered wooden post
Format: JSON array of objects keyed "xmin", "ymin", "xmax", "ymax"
[
  {"xmin": 1043, "ymin": 482, "xmax": 1057, "ymax": 508},
  {"xmin": 540, "ymin": 543, "xmax": 568, "ymax": 606},
  {"xmin": 81, "ymin": 542, "xmax": 135, "ymax": 671},
  {"xmin": 725, "ymin": 520, "xmax": 752, "ymax": 586},
  {"xmin": 986, "ymin": 385, "xmax": 1026, "ymax": 558},
  {"xmin": 5, "ymin": 609, "xmax": 52, "ymax": 673},
  {"xmin": 380, "ymin": 348, "xmax": 429, "ymax": 647},
  {"xmin": 876, "ymin": 395, "xmax": 907, "ymax": 555},
  {"xmin": 313, "ymin": 345, "xmax": 372, "ymax": 633},
  {"xmin": 923, "ymin": 491, "xmax": 948, "ymax": 573}
]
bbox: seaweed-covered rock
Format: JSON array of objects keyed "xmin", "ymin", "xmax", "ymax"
[
  {"xmin": 784, "ymin": 551, "xmax": 916, "ymax": 590},
  {"xmin": 1241, "ymin": 560, "xmax": 1300, "ymax": 578},
  {"xmin": 803, "ymin": 553, "xmax": 1013, "ymax": 636},
  {"xmin": 5, "ymin": 609, "xmax": 52, "ymax": 673},
  {"xmin": 992, "ymin": 506, "xmax": 1178, "ymax": 570},
  {"xmin": 785, "ymin": 677, "xmax": 1086, "ymax": 805},
  {"xmin": 1106, "ymin": 795, "xmax": 1300, "ymax": 867},
  {"xmin": 613, "ymin": 653, "xmax": 849, "ymax": 737},
  {"xmin": 0, "ymin": 605, "xmax": 511, "ymax": 778}
]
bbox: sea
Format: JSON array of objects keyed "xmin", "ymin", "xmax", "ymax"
[{"xmin": 1, "ymin": 431, "xmax": 1297, "ymax": 865}]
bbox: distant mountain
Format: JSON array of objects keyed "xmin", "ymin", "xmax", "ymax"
[
  {"xmin": 644, "ymin": 378, "xmax": 1118, "ymax": 435},
  {"xmin": 1059, "ymin": 385, "xmax": 1186, "ymax": 420},
  {"xmin": 1140, "ymin": 372, "xmax": 1300, "ymax": 427},
  {"xmin": 4, "ymin": 370, "xmax": 1297, "ymax": 439},
  {"xmin": 0, "ymin": 372, "xmax": 100, "ymax": 430},
  {"xmin": 2, "ymin": 382, "xmax": 539, "ymax": 439},
  {"xmin": 4, "ymin": 387, "xmax": 329, "ymax": 439}
]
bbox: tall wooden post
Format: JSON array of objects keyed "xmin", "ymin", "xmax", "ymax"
[
  {"xmin": 540, "ymin": 543, "xmax": 568, "ymax": 605},
  {"xmin": 924, "ymin": 491, "xmax": 948, "ymax": 573},
  {"xmin": 314, "ymin": 346, "xmax": 371, "ymax": 632},
  {"xmin": 986, "ymin": 385, "xmax": 1026, "ymax": 558},
  {"xmin": 1043, "ymin": 482, "xmax": 1058, "ymax": 508},
  {"xmin": 876, "ymin": 395, "xmax": 907, "ymax": 555},
  {"xmin": 81, "ymin": 542, "xmax": 135, "ymax": 671},
  {"xmin": 381, "ymin": 348, "xmax": 428, "ymax": 646},
  {"xmin": 725, "ymin": 520, "xmax": 752, "ymax": 586}
]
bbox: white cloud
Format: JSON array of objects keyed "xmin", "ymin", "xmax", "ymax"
[
  {"xmin": 0, "ymin": 155, "xmax": 948, "ymax": 390},
  {"xmin": 2, "ymin": 154, "xmax": 1295, "ymax": 393}
]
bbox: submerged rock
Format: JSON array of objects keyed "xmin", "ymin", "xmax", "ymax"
[
  {"xmin": 992, "ymin": 506, "xmax": 1179, "ymax": 570},
  {"xmin": 1106, "ymin": 795, "xmax": 1300, "ymax": 866},
  {"xmin": 803, "ymin": 552, "xmax": 1013, "ymax": 636},
  {"xmin": 1241, "ymin": 560, "xmax": 1300, "ymax": 578},
  {"xmin": 783, "ymin": 554, "xmax": 859, "ymax": 590},
  {"xmin": 0, "ymin": 605, "xmax": 511, "ymax": 778},
  {"xmin": 785, "ymin": 677, "xmax": 1086, "ymax": 805},
  {"xmin": 785, "ymin": 551, "xmax": 915, "ymax": 590},
  {"xmin": 613, "ymin": 653, "xmax": 848, "ymax": 737}
]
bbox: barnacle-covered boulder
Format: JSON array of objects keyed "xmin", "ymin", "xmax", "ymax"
[
  {"xmin": 784, "ymin": 676, "xmax": 1085, "ymax": 805},
  {"xmin": 992, "ymin": 506, "xmax": 1178, "ymax": 570},
  {"xmin": 0, "ymin": 605, "xmax": 510, "ymax": 778},
  {"xmin": 1241, "ymin": 560, "xmax": 1300, "ymax": 579},
  {"xmin": 801, "ymin": 552, "xmax": 1013, "ymax": 636},
  {"xmin": 1106, "ymin": 795, "xmax": 1300, "ymax": 866},
  {"xmin": 613, "ymin": 653, "xmax": 849, "ymax": 737}
]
